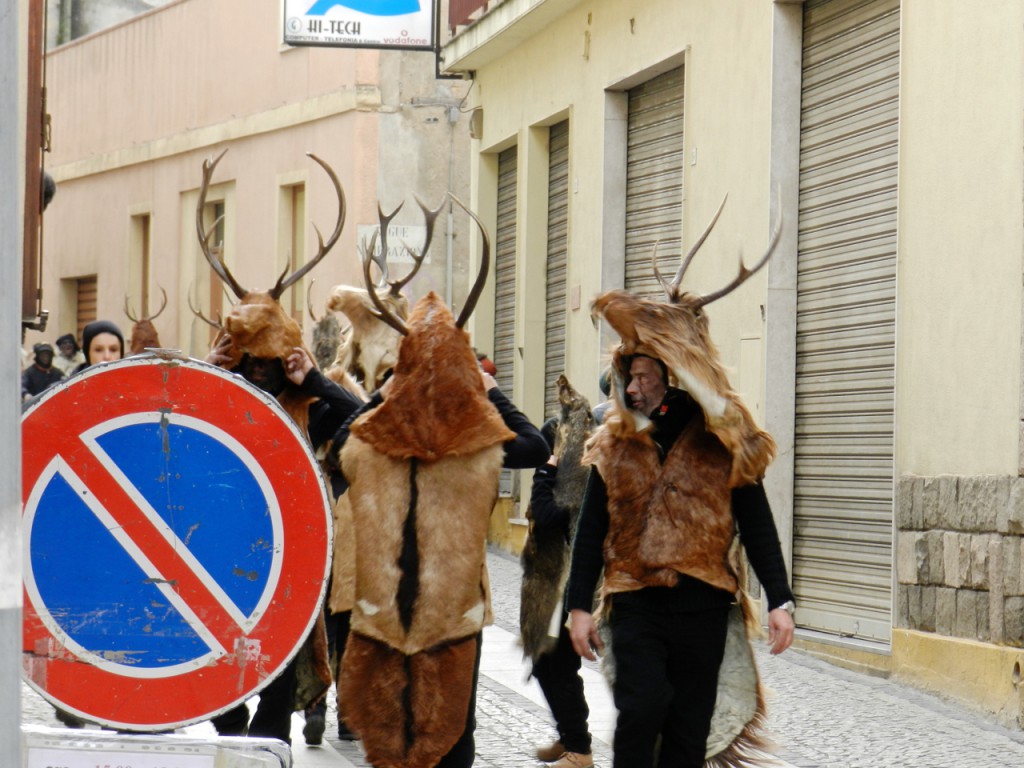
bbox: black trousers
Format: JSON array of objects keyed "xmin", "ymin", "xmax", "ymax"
[
  {"xmin": 609, "ymin": 588, "xmax": 730, "ymax": 768},
  {"xmin": 533, "ymin": 619, "xmax": 592, "ymax": 754},
  {"xmin": 307, "ymin": 607, "xmax": 352, "ymax": 724},
  {"xmin": 211, "ymin": 658, "xmax": 298, "ymax": 745}
]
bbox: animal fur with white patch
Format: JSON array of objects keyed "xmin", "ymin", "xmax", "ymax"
[{"xmin": 338, "ymin": 197, "xmax": 511, "ymax": 768}]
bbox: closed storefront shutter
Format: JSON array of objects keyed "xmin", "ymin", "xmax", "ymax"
[
  {"xmin": 795, "ymin": 0, "xmax": 900, "ymax": 642},
  {"xmin": 544, "ymin": 120, "xmax": 570, "ymax": 419},
  {"xmin": 625, "ymin": 66, "xmax": 684, "ymax": 299},
  {"xmin": 76, "ymin": 275, "xmax": 98, "ymax": 343},
  {"xmin": 494, "ymin": 146, "xmax": 518, "ymax": 395}
]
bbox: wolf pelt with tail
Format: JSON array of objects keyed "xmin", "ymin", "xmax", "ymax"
[{"xmin": 520, "ymin": 375, "xmax": 593, "ymax": 663}]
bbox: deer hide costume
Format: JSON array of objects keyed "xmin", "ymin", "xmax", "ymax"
[
  {"xmin": 584, "ymin": 198, "xmax": 783, "ymax": 764},
  {"xmin": 124, "ymin": 287, "xmax": 167, "ymax": 355},
  {"xmin": 339, "ymin": 287, "xmax": 514, "ymax": 768},
  {"xmin": 195, "ymin": 149, "xmax": 345, "ymax": 711},
  {"xmin": 520, "ymin": 375, "xmax": 593, "ymax": 663}
]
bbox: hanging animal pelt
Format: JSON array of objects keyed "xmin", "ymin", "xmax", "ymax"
[
  {"xmin": 338, "ymin": 195, "xmax": 508, "ymax": 768},
  {"xmin": 307, "ymin": 283, "xmax": 345, "ymax": 371},
  {"xmin": 519, "ymin": 375, "xmax": 592, "ymax": 663}
]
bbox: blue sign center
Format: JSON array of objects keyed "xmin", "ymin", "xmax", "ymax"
[{"xmin": 30, "ymin": 419, "xmax": 275, "ymax": 670}]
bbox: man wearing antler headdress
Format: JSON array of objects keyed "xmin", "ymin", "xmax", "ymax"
[
  {"xmin": 566, "ymin": 198, "xmax": 796, "ymax": 768},
  {"xmin": 195, "ymin": 149, "xmax": 365, "ymax": 745}
]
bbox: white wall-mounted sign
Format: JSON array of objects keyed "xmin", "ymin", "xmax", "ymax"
[
  {"xmin": 28, "ymin": 746, "xmax": 215, "ymax": 768},
  {"xmin": 357, "ymin": 223, "xmax": 432, "ymax": 266},
  {"xmin": 283, "ymin": 0, "xmax": 435, "ymax": 51}
]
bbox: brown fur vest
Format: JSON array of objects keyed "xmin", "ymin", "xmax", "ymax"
[
  {"xmin": 586, "ymin": 419, "xmax": 774, "ymax": 766},
  {"xmin": 585, "ymin": 417, "xmax": 740, "ymax": 598}
]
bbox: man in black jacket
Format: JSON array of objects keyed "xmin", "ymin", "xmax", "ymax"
[
  {"xmin": 22, "ymin": 343, "xmax": 64, "ymax": 400},
  {"xmin": 567, "ymin": 354, "xmax": 795, "ymax": 768}
]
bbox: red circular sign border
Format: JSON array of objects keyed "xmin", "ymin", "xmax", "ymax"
[{"xmin": 22, "ymin": 356, "xmax": 332, "ymax": 730}]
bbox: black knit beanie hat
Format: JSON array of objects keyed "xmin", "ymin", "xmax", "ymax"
[
  {"xmin": 81, "ymin": 320, "xmax": 125, "ymax": 364},
  {"xmin": 55, "ymin": 333, "xmax": 79, "ymax": 353}
]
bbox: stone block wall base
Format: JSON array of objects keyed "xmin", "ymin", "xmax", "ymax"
[
  {"xmin": 487, "ymin": 497, "xmax": 527, "ymax": 557},
  {"xmin": 892, "ymin": 628, "xmax": 1024, "ymax": 729}
]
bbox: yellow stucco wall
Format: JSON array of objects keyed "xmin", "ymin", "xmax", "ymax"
[
  {"xmin": 458, "ymin": 0, "xmax": 779, "ymax": 424},
  {"xmin": 896, "ymin": 1, "xmax": 1024, "ymax": 475}
]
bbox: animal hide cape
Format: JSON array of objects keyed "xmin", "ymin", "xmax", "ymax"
[
  {"xmin": 339, "ymin": 292, "xmax": 514, "ymax": 768},
  {"xmin": 584, "ymin": 288, "xmax": 778, "ymax": 765},
  {"xmin": 585, "ymin": 417, "xmax": 771, "ymax": 765},
  {"xmin": 520, "ymin": 375, "xmax": 592, "ymax": 663}
]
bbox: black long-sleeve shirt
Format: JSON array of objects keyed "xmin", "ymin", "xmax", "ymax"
[
  {"xmin": 301, "ymin": 368, "xmax": 365, "ymax": 452},
  {"xmin": 565, "ymin": 389, "xmax": 795, "ymax": 613},
  {"xmin": 329, "ymin": 386, "xmax": 548, "ymax": 495}
]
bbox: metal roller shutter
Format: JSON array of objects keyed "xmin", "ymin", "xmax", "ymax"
[
  {"xmin": 544, "ymin": 120, "xmax": 570, "ymax": 419},
  {"xmin": 795, "ymin": 0, "xmax": 900, "ymax": 643},
  {"xmin": 494, "ymin": 146, "xmax": 518, "ymax": 394},
  {"xmin": 625, "ymin": 66, "xmax": 684, "ymax": 299},
  {"xmin": 76, "ymin": 275, "xmax": 97, "ymax": 343}
]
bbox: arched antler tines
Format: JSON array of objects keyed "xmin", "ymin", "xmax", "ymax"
[
  {"xmin": 270, "ymin": 153, "xmax": 346, "ymax": 300},
  {"xmin": 692, "ymin": 195, "xmax": 784, "ymax": 310},
  {"xmin": 362, "ymin": 235, "xmax": 409, "ymax": 337},
  {"xmin": 375, "ymin": 196, "xmax": 445, "ymax": 298},
  {"xmin": 196, "ymin": 149, "xmax": 247, "ymax": 300},
  {"xmin": 124, "ymin": 286, "xmax": 168, "ymax": 323},
  {"xmin": 307, "ymin": 279, "xmax": 320, "ymax": 323},
  {"xmin": 187, "ymin": 286, "xmax": 224, "ymax": 330},
  {"xmin": 660, "ymin": 194, "xmax": 729, "ymax": 302},
  {"xmin": 360, "ymin": 194, "xmax": 445, "ymax": 336},
  {"xmin": 450, "ymin": 193, "xmax": 490, "ymax": 329}
]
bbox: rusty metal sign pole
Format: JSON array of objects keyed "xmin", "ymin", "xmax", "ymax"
[{"xmin": 2, "ymin": 0, "xmax": 27, "ymax": 765}]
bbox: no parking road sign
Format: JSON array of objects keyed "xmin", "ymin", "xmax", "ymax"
[{"xmin": 21, "ymin": 355, "xmax": 332, "ymax": 731}]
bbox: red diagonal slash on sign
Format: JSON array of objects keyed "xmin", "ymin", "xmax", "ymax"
[
  {"xmin": 21, "ymin": 357, "xmax": 332, "ymax": 731},
  {"xmin": 54, "ymin": 428, "xmax": 250, "ymax": 656}
]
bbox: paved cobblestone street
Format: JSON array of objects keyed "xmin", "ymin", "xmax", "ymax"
[{"xmin": 21, "ymin": 547, "xmax": 1024, "ymax": 767}]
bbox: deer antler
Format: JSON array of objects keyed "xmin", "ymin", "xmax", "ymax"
[
  {"xmin": 692, "ymin": 202, "xmax": 783, "ymax": 310},
  {"xmin": 376, "ymin": 196, "xmax": 445, "ymax": 297},
  {"xmin": 362, "ymin": 228, "xmax": 408, "ymax": 336},
  {"xmin": 360, "ymin": 195, "xmax": 444, "ymax": 335},
  {"xmin": 124, "ymin": 286, "xmax": 168, "ymax": 323},
  {"xmin": 187, "ymin": 286, "xmax": 224, "ymax": 330},
  {"xmin": 124, "ymin": 295, "xmax": 139, "ymax": 324},
  {"xmin": 659, "ymin": 195, "xmax": 729, "ymax": 302},
  {"xmin": 307, "ymin": 279, "xmax": 320, "ymax": 323},
  {"xmin": 150, "ymin": 287, "xmax": 169, "ymax": 320},
  {"xmin": 269, "ymin": 153, "xmax": 346, "ymax": 300},
  {"xmin": 196, "ymin": 149, "xmax": 248, "ymax": 300},
  {"xmin": 451, "ymin": 193, "xmax": 490, "ymax": 329}
]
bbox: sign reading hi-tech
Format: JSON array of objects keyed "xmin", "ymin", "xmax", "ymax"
[{"xmin": 283, "ymin": 0, "xmax": 435, "ymax": 51}]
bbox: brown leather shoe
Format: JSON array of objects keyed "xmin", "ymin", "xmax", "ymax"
[
  {"xmin": 550, "ymin": 753, "xmax": 594, "ymax": 768},
  {"xmin": 536, "ymin": 741, "xmax": 566, "ymax": 762}
]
